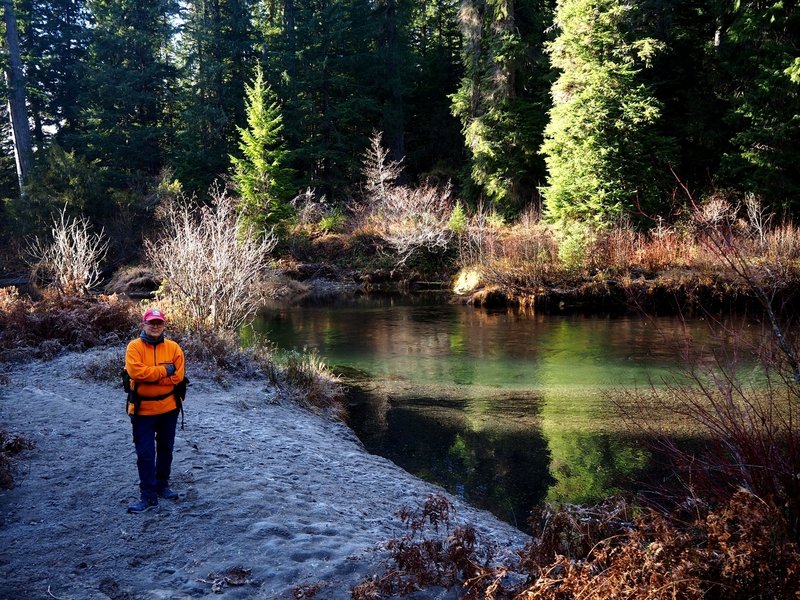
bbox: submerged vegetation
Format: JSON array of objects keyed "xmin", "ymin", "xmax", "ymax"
[{"xmin": 344, "ymin": 187, "xmax": 800, "ymax": 597}]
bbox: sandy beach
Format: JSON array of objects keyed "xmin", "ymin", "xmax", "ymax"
[{"xmin": 0, "ymin": 350, "xmax": 530, "ymax": 599}]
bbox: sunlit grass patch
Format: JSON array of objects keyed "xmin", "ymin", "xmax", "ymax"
[{"xmin": 267, "ymin": 349, "xmax": 345, "ymax": 419}]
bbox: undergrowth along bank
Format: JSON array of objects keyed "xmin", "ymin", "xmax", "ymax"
[{"xmin": 353, "ymin": 491, "xmax": 800, "ymax": 599}]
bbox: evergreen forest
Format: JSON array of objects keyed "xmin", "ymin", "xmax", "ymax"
[{"xmin": 1, "ymin": 0, "xmax": 798, "ymax": 249}]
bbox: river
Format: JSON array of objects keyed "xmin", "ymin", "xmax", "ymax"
[{"xmin": 250, "ymin": 293, "xmax": 760, "ymax": 530}]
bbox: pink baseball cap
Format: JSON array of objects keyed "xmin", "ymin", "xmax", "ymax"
[{"xmin": 142, "ymin": 308, "xmax": 167, "ymax": 323}]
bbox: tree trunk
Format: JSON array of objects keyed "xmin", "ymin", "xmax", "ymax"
[
  {"xmin": 284, "ymin": 0, "xmax": 296, "ymax": 101},
  {"xmin": 2, "ymin": 0, "xmax": 33, "ymax": 195},
  {"xmin": 383, "ymin": 0, "xmax": 406, "ymax": 166}
]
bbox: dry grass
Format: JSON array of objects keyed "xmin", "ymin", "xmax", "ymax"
[
  {"xmin": 355, "ymin": 491, "xmax": 800, "ymax": 599},
  {"xmin": 266, "ymin": 349, "xmax": 345, "ymax": 419},
  {"xmin": 0, "ymin": 289, "xmax": 139, "ymax": 360},
  {"xmin": 462, "ymin": 214, "xmax": 800, "ymax": 309}
]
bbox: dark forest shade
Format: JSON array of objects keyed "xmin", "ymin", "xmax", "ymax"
[{"xmin": 1, "ymin": 0, "xmax": 798, "ymax": 230}]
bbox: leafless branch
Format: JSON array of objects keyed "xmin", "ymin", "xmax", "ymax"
[
  {"xmin": 145, "ymin": 187, "xmax": 277, "ymax": 332},
  {"xmin": 361, "ymin": 130, "xmax": 404, "ymax": 206},
  {"xmin": 26, "ymin": 207, "xmax": 108, "ymax": 296}
]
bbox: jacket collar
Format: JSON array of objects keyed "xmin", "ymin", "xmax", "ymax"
[{"xmin": 140, "ymin": 330, "xmax": 165, "ymax": 346}]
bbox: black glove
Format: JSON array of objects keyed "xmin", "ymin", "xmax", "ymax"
[{"xmin": 165, "ymin": 364, "xmax": 176, "ymax": 377}]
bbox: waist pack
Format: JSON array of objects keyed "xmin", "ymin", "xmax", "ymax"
[{"xmin": 122, "ymin": 369, "xmax": 188, "ymax": 429}]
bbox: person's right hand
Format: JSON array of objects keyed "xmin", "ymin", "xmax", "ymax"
[{"xmin": 165, "ymin": 364, "xmax": 176, "ymax": 376}]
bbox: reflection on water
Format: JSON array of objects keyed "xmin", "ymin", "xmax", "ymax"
[
  {"xmin": 249, "ymin": 294, "xmax": 760, "ymax": 530},
  {"xmin": 346, "ymin": 386, "xmax": 555, "ymax": 529}
]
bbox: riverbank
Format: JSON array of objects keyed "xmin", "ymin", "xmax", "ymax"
[{"xmin": 0, "ymin": 350, "xmax": 529, "ymax": 599}]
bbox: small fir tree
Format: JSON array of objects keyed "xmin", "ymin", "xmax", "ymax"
[{"xmin": 230, "ymin": 65, "xmax": 295, "ymax": 233}]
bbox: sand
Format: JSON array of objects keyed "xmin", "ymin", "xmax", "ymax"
[{"xmin": 0, "ymin": 350, "xmax": 530, "ymax": 599}]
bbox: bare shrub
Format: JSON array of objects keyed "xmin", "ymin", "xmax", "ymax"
[
  {"xmin": 360, "ymin": 132, "xmax": 453, "ymax": 270},
  {"xmin": 372, "ymin": 183, "xmax": 455, "ymax": 269},
  {"xmin": 624, "ymin": 192, "xmax": 800, "ymax": 536},
  {"xmin": 744, "ymin": 193, "xmax": 773, "ymax": 248},
  {"xmin": 693, "ymin": 195, "xmax": 738, "ymax": 232},
  {"xmin": 26, "ymin": 208, "xmax": 108, "ymax": 296},
  {"xmin": 145, "ymin": 187, "xmax": 277, "ymax": 332},
  {"xmin": 361, "ymin": 130, "xmax": 403, "ymax": 206},
  {"xmin": 634, "ymin": 307, "xmax": 800, "ymax": 529}
]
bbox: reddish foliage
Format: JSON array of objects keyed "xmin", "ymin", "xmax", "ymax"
[
  {"xmin": 352, "ymin": 495, "xmax": 495, "ymax": 599},
  {"xmin": 513, "ymin": 490, "xmax": 800, "ymax": 600},
  {"xmin": 0, "ymin": 289, "xmax": 138, "ymax": 359},
  {"xmin": 354, "ymin": 491, "xmax": 800, "ymax": 599}
]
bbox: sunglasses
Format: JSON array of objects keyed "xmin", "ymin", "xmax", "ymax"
[{"xmin": 144, "ymin": 321, "xmax": 165, "ymax": 327}]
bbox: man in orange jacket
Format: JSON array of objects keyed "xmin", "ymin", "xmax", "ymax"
[{"xmin": 125, "ymin": 308, "xmax": 185, "ymax": 513}]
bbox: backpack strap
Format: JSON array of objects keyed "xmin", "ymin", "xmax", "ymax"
[
  {"xmin": 123, "ymin": 370, "xmax": 187, "ymax": 437},
  {"xmin": 123, "ymin": 369, "xmax": 175, "ymax": 415}
]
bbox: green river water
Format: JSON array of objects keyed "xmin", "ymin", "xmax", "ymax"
[{"xmin": 249, "ymin": 293, "xmax": 760, "ymax": 530}]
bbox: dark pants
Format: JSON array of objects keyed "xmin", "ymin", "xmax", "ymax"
[{"xmin": 131, "ymin": 409, "xmax": 179, "ymax": 501}]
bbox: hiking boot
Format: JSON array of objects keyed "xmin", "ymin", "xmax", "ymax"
[
  {"xmin": 127, "ymin": 498, "xmax": 158, "ymax": 514},
  {"xmin": 158, "ymin": 488, "xmax": 179, "ymax": 500}
]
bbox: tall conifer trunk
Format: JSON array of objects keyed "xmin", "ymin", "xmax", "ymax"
[
  {"xmin": 284, "ymin": 0, "xmax": 296, "ymax": 101},
  {"xmin": 2, "ymin": 0, "xmax": 33, "ymax": 195},
  {"xmin": 382, "ymin": 0, "xmax": 405, "ymax": 166}
]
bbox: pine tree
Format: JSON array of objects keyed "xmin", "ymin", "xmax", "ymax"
[
  {"xmin": 643, "ymin": 0, "xmax": 727, "ymax": 202},
  {"xmin": 68, "ymin": 0, "xmax": 178, "ymax": 180},
  {"xmin": 15, "ymin": 0, "xmax": 89, "ymax": 150},
  {"xmin": 230, "ymin": 64, "xmax": 294, "ymax": 233},
  {"xmin": 451, "ymin": 0, "xmax": 552, "ymax": 215},
  {"xmin": 288, "ymin": 0, "xmax": 381, "ymax": 199},
  {"xmin": 171, "ymin": 0, "xmax": 255, "ymax": 195},
  {"xmin": 541, "ymin": 0, "xmax": 675, "ymax": 227},
  {"xmin": 716, "ymin": 0, "xmax": 800, "ymax": 210},
  {"xmin": 403, "ymin": 0, "xmax": 463, "ymax": 181}
]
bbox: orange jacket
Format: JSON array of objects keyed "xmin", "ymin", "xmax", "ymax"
[{"xmin": 125, "ymin": 335, "xmax": 185, "ymax": 416}]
